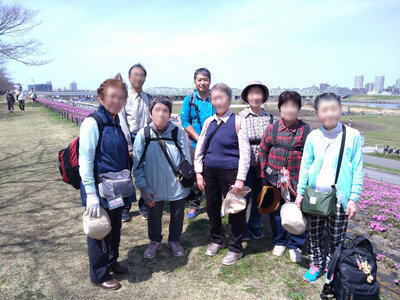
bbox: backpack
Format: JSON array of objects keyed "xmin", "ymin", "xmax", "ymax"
[
  {"xmin": 137, "ymin": 126, "xmax": 181, "ymax": 168},
  {"xmin": 323, "ymin": 235, "xmax": 380, "ymax": 300},
  {"xmin": 58, "ymin": 113, "xmax": 104, "ymax": 189}
]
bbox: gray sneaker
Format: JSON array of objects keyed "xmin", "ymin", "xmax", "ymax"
[
  {"xmin": 144, "ymin": 241, "xmax": 162, "ymax": 259},
  {"xmin": 205, "ymin": 242, "xmax": 223, "ymax": 256},
  {"xmin": 222, "ymin": 251, "xmax": 243, "ymax": 265},
  {"xmin": 167, "ymin": 242, "xmax": 184, "ymax": 257}
]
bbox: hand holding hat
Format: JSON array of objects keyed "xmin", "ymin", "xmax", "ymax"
[{"xmin": 85, "ymin": 192, "xmax": 101, "ymax": 217}]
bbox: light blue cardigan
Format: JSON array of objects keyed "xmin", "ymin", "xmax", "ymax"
[
  {"xmin": 297, "ymin": 123, "xmax": 363, "ymax": 211},
  {"xmin": 133, "ymin": 122, "xmax": 191, "ymax": 202}
]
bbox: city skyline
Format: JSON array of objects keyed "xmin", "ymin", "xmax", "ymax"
[{"xmin": 4, "ymin": 0, "xmax": 400, "ymax": 91}]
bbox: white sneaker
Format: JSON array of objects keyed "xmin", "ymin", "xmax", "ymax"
[
  {"xmin": 272, "ymin": 245, "xmax": 286, "ymax": 257},
  {"xmin": 289, "ymin": 248, "xmax": 303, "ymax": 263}
]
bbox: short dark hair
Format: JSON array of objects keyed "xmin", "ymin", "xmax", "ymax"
[
  {"xmin": 278, "ymin": 91, "xmax": 302, "ymax": 111},
  {"xmin": 194, "ymin": 68, "xmax": 211, "ymax": 80},
  {"xmin": 128, "ymin": 63, "xmax": 147, "ymax": 77},
  {"xmin": 314, "ymin": 92, "xmax": 341, "ymax": 111},
  {"xmin": 149, "ymin": 95, "xmax": 172, "ymax": 114}
]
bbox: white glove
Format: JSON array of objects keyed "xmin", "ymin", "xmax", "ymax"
[{"xmin": 85, "ymin": 192, "xmax": 101, "ymax": 217}]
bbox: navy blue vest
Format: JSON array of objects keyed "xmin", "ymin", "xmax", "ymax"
[
  {"xmin": 204, "ymin": 114, "xmax": 239, "ymax": 170},
  {"xmin": 80, "ymin": 104, "xmax": 131, "ymax": 208}
]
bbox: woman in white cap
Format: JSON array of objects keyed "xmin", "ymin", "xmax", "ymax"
[
  {"xmin": 238, "ymin": 81, "xmax": 274, "ymax": 241},
  {"xmin": 194, "ymin": 83, "xmax": 250, "ymax": 266}
]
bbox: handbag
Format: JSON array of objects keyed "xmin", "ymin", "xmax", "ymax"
[
  {"xmin": 157, "ymin": 135, "xmax": 195, "ymax": 188},
  {"xmin": 302, "ymin": 125, "xmax": 346, "ymax": 217},
  {"xmin": 98, "ymin": 169, "xmax": 135, "ymax": 199}
]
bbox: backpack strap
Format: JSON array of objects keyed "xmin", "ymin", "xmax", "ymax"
[
  {"xmin": 300, "ymin": 122, "xmax": 311, "ymax": 152},
  {"xmin": 189, "ymin": 91, "xmax": 201, "ymax": 129},
  {"xmin": 137, "ymin": 126, "xmax": 151, "ymax": 168},
  {"xmin": 333, "ymin": 125, "xmax": 346, "ymax": 186},
  {"xmin": 269, "ymin": 113, "xmax": 274, "ymax": 126},
  {"xmin": 272, "ymin": 121, "xmax": 279, "ymax": 145},
  {"xmin": 327, "ymin": 242, "xmax": 344, "ymax": 282},
  {"xmin": 170, "ymin": 126, "xmax": 183, "ymax": 156},
  {"xmin": 88, "ymin": 113, "xmax": 105, "ymax": 134}
]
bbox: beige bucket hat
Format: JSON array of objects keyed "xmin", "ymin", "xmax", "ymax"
[
  {"xmin": 241, "ymin": 80, "xmax": 269, "ymax": 103},
  {"xmin": 221, "ymin": 186, "xmax": 251, "ymax": 216},
  {"xmin": 82, "ymin": 206, "xmax": 111, "ymax": 240},
  {"xmin": 280, "ymin": 202, "xmax": 308, "ymax": 235}
]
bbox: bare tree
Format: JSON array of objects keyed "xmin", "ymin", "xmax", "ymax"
[
  {"xmin": 0, "ymin": 65, "xmax": 14, "ymax": 93},
  {"xmin": 0, "ymin": 2, "xmax": 50, "ymax": 65}
]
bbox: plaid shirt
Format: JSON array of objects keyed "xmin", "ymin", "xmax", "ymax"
[
  {"xmin": 239, "ymin": 107, "xmax": 274, "ymax": 167},
  {"xmin": 258, "ymin": 118, "xmax": 310, "ymax": 190}
]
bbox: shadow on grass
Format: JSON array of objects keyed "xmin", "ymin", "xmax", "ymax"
[{"xmin": 118, "ymin": 217, "xmax": 210, "ymax": 284}]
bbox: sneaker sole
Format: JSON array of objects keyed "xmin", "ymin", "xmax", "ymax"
[
  {"xmin": 250, "ymin": 232, "xmax": 264, "ymax": 240},
  {"xmin": 221, "ymin": 252, "xmax": 243, "ymax": 266},
  {"xmin": 303, "ymin": 276, "xmax": 317, "ymax": 284}
]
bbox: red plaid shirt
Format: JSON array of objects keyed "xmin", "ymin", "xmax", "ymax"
[{"xmin": 258, "ymin": 118, "xmax": 310, "ymax": 190}]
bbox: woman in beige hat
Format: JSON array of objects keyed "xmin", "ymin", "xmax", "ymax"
[{"xmin": 238, "ymin": 81, "xmax": 274, "ymax": 241}]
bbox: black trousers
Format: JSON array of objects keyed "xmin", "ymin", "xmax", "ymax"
[
  {"xmin": 87, "ymin": 207, "xmax": 122, "ymax": 283},
  {"xmin": 7, "ymin": 100, "xmax": 14, "ymax": 111},
  {"xmin": 18, "ymin": 100, "xmax": 25, "ymax": 111},
  {"xmin": 187, "ymin": 147, "xmax": 202, "ymax": 209},
  {"xmin": 148, "ymin": 199, "xmax": 186, "ymax": 243},
  {"xmin": 203, "ymin": 165, "xmax": 245, "ymax": 253}
]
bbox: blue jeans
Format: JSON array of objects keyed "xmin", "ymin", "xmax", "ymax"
[
  {"xmin": 269, "ymin": 195, "xmax": 306, "ymax": 250},
  {"xmin": 244, "ymin": 166, "xmax": 263, "ymax": 232}
]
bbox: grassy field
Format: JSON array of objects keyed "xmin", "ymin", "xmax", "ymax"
[{"xmin": 0, "ymin": 102, "xmax": 326, "ymax": 299}]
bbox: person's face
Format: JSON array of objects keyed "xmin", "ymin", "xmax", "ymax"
[
  {"xmin": 99, "ymin": 86, "xmax": 127, "ymax": 116},
  {"xmin": 247, "ymin": 86, "xmax": 264, "ymax": 109},
  {"xmin": 316, "ymin": 99, "xmax": 342, "ymax": 129},
  {"xmin": 280, "ymin": 100, "xmax": 300, "ymax": 123},
  {"xmin": 194, "ymin": 74, "xmax": 210, "ymax": 93},
  {"xmin": 19, "ymin": 87, "xmax": 22, "ymax": 91},
  {"xmin": 151, "ymin": 103, "xmax": 171, "ymax": 128},
  {"xmin": 129, "ymin": 67, "xmax": 146, "ymax": 90},
  {"xmin": 211, "ymin": 89, "xmax": 230, "ymax": 115}
]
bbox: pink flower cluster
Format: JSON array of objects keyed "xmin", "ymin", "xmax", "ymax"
[
  {"xmin": 370, "ymin": 221, "xmax": 386, "ymax": 232},
  {"xmin": 37, "ymin": 98, "xmax": 95, "ymax": 122}
]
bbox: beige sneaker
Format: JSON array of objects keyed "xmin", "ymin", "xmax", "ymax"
[
  {"xmin": 222, "ymin": 251, "xmax": 243, "ymax": 265},
  {"xmin": 272, "ymin": 245, "xmax": 287, "ymax": 257},
  {"xmin": 205, "ymin": 242, "xmax": 223, "ymax": 256},
  {"xmin": 289, "ymin": 248, "xmax": 303, "ymax": 263}
]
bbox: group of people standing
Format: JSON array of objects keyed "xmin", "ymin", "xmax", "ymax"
[
  {"xmin": 78, "ymin": 65, "xmax": 363, "ymax": 291},
  {"xmin": 5, "ymin": 87, "xmax": 37, "ymax": 113}
]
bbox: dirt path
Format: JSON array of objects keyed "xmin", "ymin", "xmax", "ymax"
[{"xmin": 0, "ymin": 103, "xmax": 371, "ymax": 299}]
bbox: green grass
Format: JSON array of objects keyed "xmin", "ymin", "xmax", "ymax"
[
  {"xmin": 364, "ymin": 162, "xmax": 400, "ymax": 174},
  {"xmin": 367, "ymin": 152, "xmax": 400, "ymax": 161},
  {"xmin": 347, "ymin": 95, "xmax": 400, "ymax": 101}
]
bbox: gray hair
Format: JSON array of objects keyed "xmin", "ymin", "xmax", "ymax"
[
  {"xmin": 210, "ymin": 83, "xmax": 232, "ymax": 100},
  {"xmin": 149, "ymin": 95, "xmax": 172, "ymax": 114}
]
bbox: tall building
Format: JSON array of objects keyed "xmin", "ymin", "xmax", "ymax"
[
  {"xmin": 27, "ymin": 81, "xmax": 53, "ymax": 92},
  {"xmin": 353, "ymin": 75, "xmax": 364, "ymax": 89},
  {"xmin": 395, "ymin": 79, "xmax": 400, "ymax": 89},
  {"xmin": 365, "ymin": 82, "xmax": 374, "ymax": 92},
  {"xmin": 374, "ymin": 75, "xmax": 385, "ymax": 93},
  {"xmin": 69, "ymin": 81, "xmax": 77, "ymax": 91}
]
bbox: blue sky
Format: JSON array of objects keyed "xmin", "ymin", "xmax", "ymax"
[{"xmin": 5, "ymin": 0, "xmax": 400, "ymax": 90}]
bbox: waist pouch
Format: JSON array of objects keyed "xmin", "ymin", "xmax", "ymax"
[
  {"xmin": 98, "ymin": 169, "xmax": 135, "ymax": 198},
  {"xmin": 263, "ymin": 163, "xmax": 279, "ymax": 187}
]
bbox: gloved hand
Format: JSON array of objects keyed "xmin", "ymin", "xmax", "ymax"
[
  {"xmin": 85, "ymin": 192, "xmax": 101, "ymax": 217},
  {"xmin": 140, "ymin": 186, "xmax": 156, "ymax": 207}
]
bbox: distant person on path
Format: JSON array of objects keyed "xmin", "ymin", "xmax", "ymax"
[
  {"xmin": 295, "ymin": 93, "xmax": 363, "ymax": 284},
  {"xmin": 238, "ymin": 80, "xmax": 274, "ymax": 241},
  {"xmin": 118, "ymin": 63, "xmax": 152, "ymax": 222},
  {"xmin": 79, "ymin": 73, "xmax": 131, "ymax": 290},
  {"xmin": 258, "ymin": 91, "xmax": 311, "ymax": 263},
  {"xmin": 133, "ymin": 96, "xmax": 191, "ymax": 259},
  {"xmin": 16, "ymin": 86, "xmax": 25, "ymax": 112},
  {"xmin": 29, "ymin": 88, "xmax": 37, "ymax": 107},
  {"xmin": 194, "ymin": 83, "xmax": 250, "ymax": 266},
  {"xmin": 180, "ymin": 68, "xmax": 215, "ymax": 219},
  {"xmin": 5, "ymin": 90, "xmax": 15, "ymax": 112}
]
